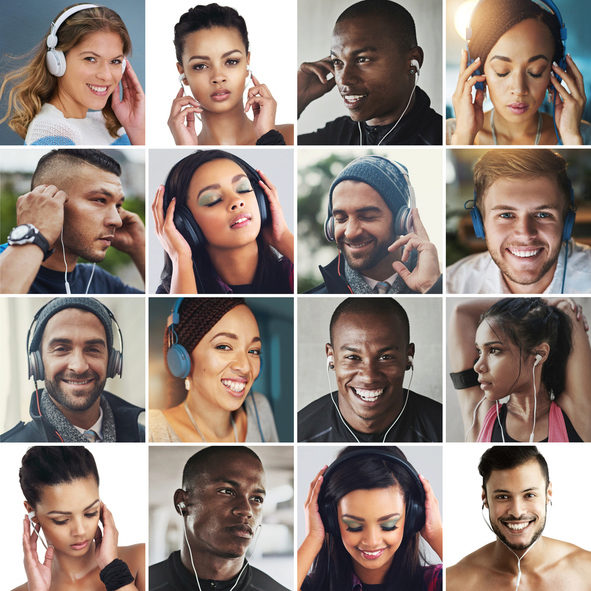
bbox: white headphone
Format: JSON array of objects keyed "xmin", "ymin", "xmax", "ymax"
[
  {"xmin": 410, "ymin": 58, "xmax": 420, "ymax": 77},
  {"xmin": 327, "ymin": 355, "xmax": 334, "ymax": 370},
  {"xmin": 46, "ymin": 4, "xmax": 126, "ymax": 77}
]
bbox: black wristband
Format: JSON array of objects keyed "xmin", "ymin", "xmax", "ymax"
[
  {"xmin": 450, "ymin": 368, "xmax": 479, "ymax": 389},
  {"xmin": 256, "ymin": 129, "xmax": 286, "ymax": 145},
  {"xmin": 99, "ymin": 558, "xmax": 134, "ymax": 591}
]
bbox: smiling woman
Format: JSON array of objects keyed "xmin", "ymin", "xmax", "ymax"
[{"xmin": 0, "ymin": 4, "xmax": 145, "ymax": 145}]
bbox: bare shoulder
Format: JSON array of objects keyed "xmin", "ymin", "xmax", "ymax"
[
  {"xmin": 547, "ymin": 538, "xmax": 591, "ymax": 568},
  {"xmin": 447, "ymin": 544, "xmax": 495, "ymax": 591},
  {"xmin": 119, "ymin": 543, "xmax": 145, "ymax": 570},
  {"xmin": 276, "ymin": 124, "xmax": 294, "ymax": 145},
  {"xmin": 10, "ymin": 584, "xmax": 27, "ymax": 591}
]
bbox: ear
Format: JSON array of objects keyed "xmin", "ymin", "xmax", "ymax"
[
  {"xmin": 408, "ymin": 46, "xmax": 424, "ymax": 70},
  {"xmin": 24, "ymin": 501, "xmax": 35, "ymax": 520},
  {"xmin": 546, "ymin": 481, "xmax": 552, "ymax": 503},
  {"xmin": 481, "ymin": 488, "xmax": 488, "ymax": 508},
  {"xmin": 532, "ymin": 342, "xmax": 550, "ymax": 366},
  {"xmin": 246, "ymin": 52, "xmax": 250, "ymax": 68},
  {"xmin": 326, "ymin": 343, "xmax": 335, "ymax": 369},
  {"xmin": 174, "ymin": 489, "xmax": 187, "ymax": 515},
  {"xmin": 406, "ymin": 343, "xmax": 415, "ymax": 370}
]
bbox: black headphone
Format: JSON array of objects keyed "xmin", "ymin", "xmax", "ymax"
[
  {"xmin": 318, "ymin": 448, "xmax": 425, "ymax": 538},
  {"xmin": 26, "ymin": 298, "xmax": 124, "ymax": 382}
]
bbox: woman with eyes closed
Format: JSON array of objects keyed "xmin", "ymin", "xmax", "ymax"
[
  {"xmin": 449, "ymin": 297, "xmax": 591, "ymax": 442},
  {"xmin": 149, "ymin": 297, "xmax": 280, "ymax": 442},
  {"xmin": 448, "ymin": 0, "xmax": 590, "ymax": 145},
  {"xmin": 0, "ymin": 4, "xmax": 145, "ymax": 145},
  {"xmin": 153, "ymin": 149, "xmax": 294, "ymax": 294},
  {"xmin": 298, "ymin": 446, "xmax": 442, "ymax": 591},
  {"xmin": 13, "ymin": 446, "xmax": 144, "ymax": 591},
  {"xmin": 168, "ymin": 3, "xmax": 293, "ymax": 146}
]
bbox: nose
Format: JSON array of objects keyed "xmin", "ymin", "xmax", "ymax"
[
  {"xmin": 511, "ymin": 70, "xmax": 529, "ymax": 96},
  {"xmin": 474, "ymin": 355, "xmax": 486, "ymax": 374},
  {"xmin": 343, "ymin": 217, "xmax": 362, "ymax": 240},
  {"xmin": 96, "ymin": 60, "xmax": 112, "ymax": 81},
  {"xmin": 67, "ymin": 348, "xmax": 90, "ymax": 374},
  {"xmin": 231, "ymin": 349, "xmax": 250, "ymax": 373},
  {"xmin": 229, "ymin": 196, "xmax": 245, "ymax": 211},
  {"xmin": 514, "ymin": 214, "xmax": 537, "ymax": 237},
  {"xmin": 338, "ymin": 61, "xmax": 359, "ymax": 87},
  {"xmin": 232, "ymin": 493, "xmax": 253, "ymax": 518},
  {"xmin": 211, "ymin": 65, "xmax": 227, "ymax": 85},
  {"xmin": 361, "ymin": 525, "xmax": 381, "ymax": 548},
  {"xmin": 509, "ymin": 497, "xmax": 526, "ymax": 518},
  {"xmin": 105, "ymin": 205, "xmax": 122, "ymax": 229},
  {"xmin": 70, "ymin": 516, "xmax": 86, "ymax": 537}
]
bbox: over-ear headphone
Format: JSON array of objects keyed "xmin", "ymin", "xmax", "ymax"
[
  {"xmin": 467, "ymin": 179, "xmax": 575, "ymax": 243},
  {"xmin": 318, "ymin": 448, "xmax": 426, "ymax": 538},
  {"xmin": 410, "ymin": 59, "xmax": 420, "ymax": 76},
  {"xmin": 166, "ymin": 298, "xmax": 192, "ymax": 379},
  {"xmin": 27, "ymin": 298, "xmax": 124, "ymax": 381},
  {"xmin": 324, "ymin": 157, "xmax": 416, "ymax": 242}
]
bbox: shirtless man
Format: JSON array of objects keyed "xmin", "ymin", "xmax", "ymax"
[{"xmin": 447, "ymin": 446, "xmax": 591, "ymax": 591}]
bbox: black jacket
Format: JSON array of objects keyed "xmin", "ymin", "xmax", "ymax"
[
  {"xmin": 298, "ymin": 87, "xmax": 442, "ymax": 145},
  {"xmin": 0, "ymin": 391, "xmax": 145, "ymax": 442},
  {"xmin": 306, "ymin": 255, "xmax": 443, "ymax": 294}
]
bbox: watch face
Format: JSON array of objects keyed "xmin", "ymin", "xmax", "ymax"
[{"xmin": 11, "ymin": 225, "xmax": 32, "ymax": 240}]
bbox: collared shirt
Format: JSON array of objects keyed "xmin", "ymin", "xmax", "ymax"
[
  {"xmin": 73, "ymin": 407, "xmax": 104, "ymax": 441},
  {"xmin": 362, "ymin": 271, "xmax": 399, "ymax": 291},
  {"xmin": 446, "ymin": 240, "xmax": 591, "ymax": 294}
]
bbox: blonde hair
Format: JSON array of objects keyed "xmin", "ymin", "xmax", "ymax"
[
  {"xmin": 474, "ymin": 149, "xmax": 571, "ymax": 212},
  {"xmin": 0, "ymin": 4, "xmax": 131, "ymax": 139}
]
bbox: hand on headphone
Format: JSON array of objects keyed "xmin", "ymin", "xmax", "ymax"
[
  {"xmin": 450, "ymin": 48, "xmax": 486, "ymax": 145},
  {"xmin": 16, "ymin": 184, "xmax": 67, "ymax": 247},
  {"xmin": 258, "ymin": 169, "xmax": 294, "ymax": 264},
  {"xmin": 418, "ymin": 474, "xmax": 443, "ymax": 561},
  {"xmin": 303, "ymin": 466, "xmax": 328, "ymax": 549},
  {"xmin": 388, "ymin": 208, "xmax": 441, "ymax": 293},
  {"xmin": 22, "ymin": 514, "xmax": 54, "ymax": 591},
  {"xmin": 94, "ymin": 502, "xmax": 119, "ymax": 571},
  {"xmin": 168, "ymin": 84, "xmax": 202, "ymax": 146},
  {"xmin": 549, "ymin": 54, "xmax": 586, "ymax": 146},
  {"xmin": 110, "ymin": 59, "xmax": 146, "ymax": 145},
  {"xmin": 244, "ymin": 73, "xmax": 278, "ymax": 140}
]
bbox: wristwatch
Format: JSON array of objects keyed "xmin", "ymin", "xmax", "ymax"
[{"xmin": 7, "ymin": 224, "xmax": 53, "ymax": 260}]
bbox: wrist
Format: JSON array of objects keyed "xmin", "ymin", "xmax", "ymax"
[{"xmin": 99, "ymin": 558, "xmax": 134, "ymax": 591}]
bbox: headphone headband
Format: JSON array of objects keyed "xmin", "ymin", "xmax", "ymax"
[{"xmin": 47, "ymin": 4, "xmax": 99, "ymax": 49}]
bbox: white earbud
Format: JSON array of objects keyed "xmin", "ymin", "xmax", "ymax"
[
  {"xmin": 410, "ymin": 59, "xmax": 420, "ymax": 76},
  {"xmin": 534, "ymin": 353, "xmax": 542, "ymax": 367},
  {"xmin": 177, "ymin": 501, "xmax": 186, "ymax": 513},
  {"xmin": 407, "ymin": 355, "xmax": 414, "ymax": 367},
  {"xmin": 28, "ymin": 510, "xmax": 36, "ymax": 519},
  {"xmin": 327, "ymin": 355, "xmax": 335, "ymax": 370},
  {"xmin": 179, "ymin": 73, "xmax": 186, "ymax": 85}
]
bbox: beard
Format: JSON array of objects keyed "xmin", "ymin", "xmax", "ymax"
[
  {"xmin": 44, "ymin": 370, "xmax": 106, "ymax": 412},
  {"xmin": 337, "ymin": 233, "xmax": 392, "ymax": 273},
  {"xmin": 490, "ymin": 510, "xmax": 547, "ymax": 551}
]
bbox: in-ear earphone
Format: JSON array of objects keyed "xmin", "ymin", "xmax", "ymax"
[
  {"xmin": 177, "ymin": 501, "xmax": 186, "ymax": 514},
  {"xmin": 410, "ymin": 58, "xmax": 420, "ymax": 76},
  {"xmin": 327, "ymin": 355, "xmax": 334, "ymax": 370},
  {"xmin": 534, "ymin": 353, "xmax": 543, "ymax": 367},
  {"xmin": 27, "ymin": 510, "xmax": 49, "ymax": 549},
  {"xmin": 179, "ymin": 73, "xmax": 186, "ymax": 85}
]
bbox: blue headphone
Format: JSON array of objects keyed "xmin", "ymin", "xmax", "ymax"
[{"xmin": 466, "ymin": 0, "xmax": 567, "ymax": 92}]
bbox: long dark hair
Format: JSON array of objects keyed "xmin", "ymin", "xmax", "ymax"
[
  {"xmin": 479, "ymin": 298, "xmax": 572, "ymax": 397},
  {"xmin": 306, "ymin": 446, "xmax": 426, "ymax": 591},
  {"xmin": 157, "ymin": 150, "xmax": 291, "ymax": 294}
]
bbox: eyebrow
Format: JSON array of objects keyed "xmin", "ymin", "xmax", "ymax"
[
  {"xmin": 342, "ymin": 512, "xmax": 401, "ymax": 521},
  {"xmin": 339, "ymin": 344, "xmax": 399, "ymax": 352},
  {"xmin": 47, "ymin": 499, "xmax": 100, "ymax": 515},
  {"xmin": 214, "ymin": 478, "xmax": 266, "ymax": 495},
  {"xmin": 492, "ymin": 487, "xmax": 540, "ymax": 494},
  {"xmin": 47, "ymin": 337, "xmax": 107, "ymax": 348},
  {"xmin": 489, "ymin": 204, "xmax": 559, "ymax": 211},
  {"xmin": 489, "ymin": 54, "xmax": 549, "ymax": 64},
  {"xmin": 330, "ymin": 46, "xmax": 378, "ymax": 57},
  {"xmin": 197, "ymin": 174, "xmax": 248, "ymax": 199},
  {"xmin": 85, "ymin": 189, "xmax": 125, "ymax": 203},
  {"xmin": 188, "ymin": 49, "xmax": 243, "ymax": 62},
  {"xmin": 209, "ymin": 331, "xmax": 261, "ymax": 345},
  {"xmin": 79, "ymin": 50, "xmax": 124, "ymax": 59}
]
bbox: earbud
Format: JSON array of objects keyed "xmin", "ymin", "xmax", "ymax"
[
  {"xmin": 407, "ymin": 355, "xmax": 414, "ymax": 366},
  {"xmin": 410, "ymin": 59, "xmax": 420, "ymax": 76},
  {"xmin": 534, "ymin": 353, "xmax": 542, "ymax": 367},
  {"xmin": 177, "ymin": 501, "xmax": 186, "ymax": 514},
  {"xmin": 27, "ymin": 510, "xmax": 36, "ymax": 519},
  {"xmin": 327, "ymin": 355, "xmax": 335, "ymax": 370},
  {"xmin": 179, "ymin": 73, "xmax": 186, "ymax": 85}
]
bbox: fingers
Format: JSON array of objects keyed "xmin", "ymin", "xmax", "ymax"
[
  {"xmin": 409, "ymin": 208, "xmax": 429, "ymax": 239},
  {"xmin": 256, "ymin": 169, "xmax": 278, "ymax": 201},
  {"xmin": 42, "ymin": 545, "xmax": 54, "ymax": 568},
  {"xmin": 388, "ymin": 232, "xmax": 415, "ymax": 255},
  {"xmin": 305, "ymin": 466, "xmax": 327, "ymax": 507},
  {"xmin": 151, "ymin": 185, "xmax": 165, "ymax": 233},
  {"xmin": 300, "ymin": 58, "xmax": 335, "ymax": 84}
]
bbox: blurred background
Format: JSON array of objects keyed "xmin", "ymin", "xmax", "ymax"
[
  {"xmin": 149, "ymin": 296, "xmax": 294, "ymax": 442},
  {"xmin": 0, "ymin": 147, "xmax": 145, "ymax": 290},
  {"xmin": 446, "ymin": 0, "xmax": 591, "ymax": 123},
  {"xmin": 149, "ymin": 445, "xmax": 293, "ymax": 589},
  {"xmin": 446, "ymin": 148, "xmax": 591, "ymax": 266}
]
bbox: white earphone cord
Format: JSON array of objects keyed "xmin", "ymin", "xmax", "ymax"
[{"xmin": 60, "ymin": 227, "xmax": 95, "ymax": 294}]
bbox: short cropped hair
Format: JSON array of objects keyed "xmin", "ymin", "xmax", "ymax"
[
  {"xmin": 473, "ymin": 149, "xmax": 571, "ymax": 213},
  {"xmin": 329, "ymin": 297, "xmax": 410, "ymax": 344},
  {"xmin": 31, "ymin": 149, "xmax": 122, "ymax": 189},
  {"xmin": 478, "ymin": 445, "xmax": 550, "ymax": 491},
  {"xmin": 182, "ymin": 446, "xmax": 262, "ymax": 489},
  {"xmin": 335, "ymin": 0, "xmax": 417, "ymax": 52}
]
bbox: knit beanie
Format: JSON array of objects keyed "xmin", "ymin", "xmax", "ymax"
[
  {"xmin": 169, "ymin": 297, "xmax": 246, "ymax": 355},
  {"xmin": 30, "ymin": 297, "xmax": 114, "ymax": 353},
  {"xmin": 468, "ymin": 0, "xmax": 563, "ymax": 67},
  {"xmin": 328, "ymin": 155, "xmax": 412, "ymax": 215}
]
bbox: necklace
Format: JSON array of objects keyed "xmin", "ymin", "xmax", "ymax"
[
  {"xmin": 491, "ymin": 109, "xmax": 542, "ymax": 145},
  {"xmin": 183, "ymin": 401, "xmax": 238, "ymax": 442}
]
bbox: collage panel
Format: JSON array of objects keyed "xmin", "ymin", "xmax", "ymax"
[
  {"xmin": 148, "ymin": 147, "xmax": 294, "ymax": 295},
  {"xmin": 445, "ymin": 443, "xmax": 591, "ymax": 588},
  {"xmin": 445, "ymin": 0, "xmax": 591, "ymax": 145},
  {"xmin": 446, "ymin": 147, "xmax": 591, "ymax": 294},
  {"xmin": 297, "ymin": 296, "xmax": 442, "ymax": 442},
  {"xmin": 148, "ymin": 296, "xmax": 294, "ymax": 442},
  {"xmin": 297, "ymin": 444, "xmax": 443, "ymax": 589},
  {"xmin": 297, "ymin": 147, "xmax": 444, "ymax": 294},
  {"xmin": 145, "ymin": 0, "xmax": 297, "ymax": 146},
  {"xmin": 2, "ymin": 442, "xmax": 148, "ymax": 590},
  {"xmin": 149, "ymin": 444, "xmax": 293, "ymax": 590},
  {"xmin": 0, "ymin": 0, "xmax": 146, "ymax": 146},
  {"xmin": 0, "ymin": 146, "xmax": 146, "ymax": 295},
  {"xmin": 0, "ymin": 296, "xmax": 146, "ymax": 442}
]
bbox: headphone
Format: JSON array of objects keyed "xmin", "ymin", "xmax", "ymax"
[
  {"xmin": 46, "ymin": 4, "xmax": 127, "ymax": 77},
  {"xmin": 410, "ymin": 58, "xmax": 420, "ymax": 77},
  {"xmin": 324, "ymin": 159, "xmax": 416, "ymax": 242},
  {"xmin": 466, "ymin": 0, "xmax": 567, "ymax": 92},
  {"xmin": 26, "ymin": 298, "xmax": 124, "ymax": 382},
  {"xmin": 166, "ymin": 297, "xmax": 191, "ymax": 379},
  {"xmin": 318, "ymin": 448, "xmax": 426, "ymax": 537}
]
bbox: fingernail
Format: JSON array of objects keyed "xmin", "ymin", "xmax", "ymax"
[
  {"xmin": 553, "ymin": 61, "xmax": 558, "ymax": 67},
  {"xmin": 475, "ymin": 56, "xmax": 480, "ymax": 62}
]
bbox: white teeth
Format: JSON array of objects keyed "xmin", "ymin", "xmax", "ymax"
[
  {"xmin": 232, "ymin": 217, "xmax": 248, "ymax": 226},
  {"xmin": 64, "ymin": 379, "xmax": 92, "ymax": 384},
  {"xmin": 509, "ymin": 248, "xmax": 540, "ymax": 258},
  {"xmin": 505, "ymin": 522, "xmax": 530, "ymax": 531},
  {"xmin": 221, "ymin": 379, "xmax": 246, "ymax": 393},
  {"xmin": 345, "ymin": 94, "xmax": 365, "ymax": 100},
  {"xmin": 88, "ymin": 84, "xmax": 108, "ymax": 92},
  {"xmin": 361, "ymin": 549, "xmax": 382, "ymax": 556},
  {"xmin": 355, "ymin": 388, "xmax": 384, "ymax": 401}
]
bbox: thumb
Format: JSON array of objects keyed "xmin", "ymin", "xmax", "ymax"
[
  {"xmin": 43, "ymin": 546, "xmax": 54, "ymax": 568},
  {"xmin": 392, "ymin": 261, "xmax": 412, "ymax": 284}
]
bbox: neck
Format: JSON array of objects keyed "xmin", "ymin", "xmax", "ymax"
[
  {"xmin": 507, "ymin": 384, "xmax": 551, "ymax": 418},
  {"xmin": 51, "ymin": 541, "xmax": 98, "ymax": 583},
  {"xmin": 180, "ymin": 541, "xmax": 245, "ymax": 581},
  {"xmin": 51, "ymin": 395, "xmax": 102, "ymax": 430},
  {"xmin": 353, "ymin": 557, "xmax": 391, "ymax": 585},
  {"xmin": 490, "ymin": 108, "xmax": 541, "ymax": 145},
  {"xmin": 337, "ymin": 389, "xmax": 404, "ymax": 435},
  {"xmin": 207, "ymin": 241, "xmax": 259, "ymax": 287},
  {"xmin": 49, "ymin": 91, "xmax": 88, "ymax": 119},
  {"xmin": 503, "ymin": 263, "xmax": 559, "ymax": 295},
  {"xmin": 185, "ymin": 391, "xmax": 236, "ymax": 440},
  {"xmin": 199, "ymin": 103, "xmax": 256, "ymax": 145},
  {"xmin": 356, "ymin": 249, "xmax": 399, "ymax": 282},
  {"xmin": 365, "ymin": 87, "xmax": 416, "ymax": 127},
  {"xmin": 42, "ymin": 242, "xmax": 79, "ymax": 273},
  {"xmin": 492, "ymin": 535, "xmax": 545, "ymax": 571}
]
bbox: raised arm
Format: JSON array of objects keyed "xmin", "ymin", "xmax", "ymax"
[{"xmin": 448, "ymin": 299, "xmax": 497, "ymax": 440}]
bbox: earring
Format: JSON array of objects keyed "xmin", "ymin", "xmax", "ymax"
[{"xmin": 185, "ymin": 378, "xmax": 191, "ymax": 391}]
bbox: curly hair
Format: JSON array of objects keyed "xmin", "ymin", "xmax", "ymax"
[{"xmin": 0, "ymin": 4, "xmax": 131, "ymax": 139}]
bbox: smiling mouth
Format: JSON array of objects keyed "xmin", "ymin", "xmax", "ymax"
[
  {"xmin": 506, "ymin": 247, "xmax": 543, "ymax": 259},
  {"xmin": 352, "ymin": 387, "xmax": 384, "ymax": 402},
  {"xmin": 221, "ymin": 378, "xmax": 247, "ymax": 395},
  {"xmin": 501, "ymin": 519, "xmax": 535, "ymax": 533},
  {"xmin": 342, "ymin": 94, "xmax": 368, "ymax": 109},
  {"xmin": 344, "ymin": 239, "xmax": 374, "ymax": 250},
  {"xmin": 357, "ymin": 547, "xmax": 386, "ymax": 560},
  {"xmin": 87, "ymin": 84, "xmax": 109, "ymax": 96},
  {"xmin": 62, "ymin": 377, "xmax": 94, "ymax": 386}
]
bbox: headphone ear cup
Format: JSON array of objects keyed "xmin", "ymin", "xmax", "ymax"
[
  {"xmin": 403, "ymin": 491, "xmax": 426, "ymax": 535},
  {"xmin": 46, "ymin": 49, "xmax": 66, "ymax": 77},
  {"xmin": 562, "ymin": 209, "xmax": 575, "ymax": 242},
  {"xmin": 324, "ymin": 215, "xmax": 335, "ymax": 242},
  {"xmin": 28, "ymin": 350, "xmax": 45, "ymax": 381},
  {"xmin": 471, "ymin": 205, "xmax": 486, "ymax": 239},
  {"xmin": 394, "ymin": 207, "xmax": 412, "ymax": 236},
  {"xmin": 121, "ymin": 57, "xmax": 127, "ymax": 75},
  {"xmin": 107, "ymin": 349, "xmax": 123, "ymax": 379},
  {"xmin": 167, "ymin": 344, "xmax": 192, "ymax": 379},
  {"xmin": 173, "ymin": 203, "xmax": 206, "ymax": 248}
]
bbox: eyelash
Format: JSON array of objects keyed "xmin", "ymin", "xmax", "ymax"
[
  {"xmin": 215, "ymin": 344, "xmax": 261, "ymax": 356},
  {"xmin": 84, "ymin": 57, "xmax": 122, "ymax": 65},
  {"xmin": 192, "ymin": 58, "xmax": 241, "ymax": 71},
  {"xmin": 219, "ymin": 488, "xmax": 264, "ymax": 504},
  {"xmin": 201, "ymin": 187, "xmax": 253, "ymax": 207},
  {"xmin": 52, "ymin": 511, "xmax": 99, "ymax": 525},
  {"xmin": 345, "ymin": 524, "xmax": 398, "ymax": 532}
]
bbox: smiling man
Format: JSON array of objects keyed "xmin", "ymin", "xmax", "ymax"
[
  {"xmin": 297, "ymin": 0, "xmax": 441, "ymax": 145},
  {"xmin": 298, "ymin": 297, "xmax": 442, "ymax": 442},
  {"xmin": 149, "ymin": 446, "xmax": 288, "ymax": 591},
  {"xmin": 0, "ymin": 149, "xmax": 145, "ymax": 294},
  {"xmin": 307, "ymin": 155, "xmax": 441, "ymax": 294},
  {"xmin": 0, "ymin": 297, "xmax": 144, "ymax": 442},
  {"xmin": 447, "ymin": 446, "xmax": 591, "ymax": 591},
  {"xmin": 447, "ymin": 149, "xmax": 591, "ymax": 294}
]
